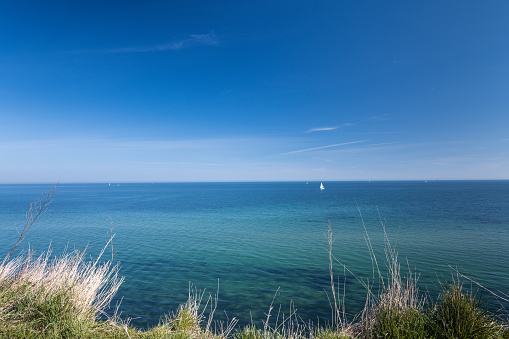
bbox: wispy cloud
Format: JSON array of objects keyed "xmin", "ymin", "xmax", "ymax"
[
  {"xmin": 305, "ymin": 123, "xmax": 353, "ymax": 133},
  {"xmin": 306, "ymin": 127, "xmax": 338, "ymax": 133},
  {"xmin": 342, "ymin": 131, "xmax": 406, "ymax": 135},
  {"xmin": 361, "ymin": 142, "xmax": 397, "ymax": 148},
  {"xmin": 273, "ymin": 140, "xmax": 368, "ymax": 157},
  {"xmin": 72, "ymin": 31, "xmax": 218, "ymax": 54},
  {"xmin": 313, "ymin": 157, "xmax": 333, "ymax": 162},
  {"xmin": 126, "ymin": 161, "xmax": 223, "ymax": 167},
  {"xmin": 173, "ymin": 31, "xmax": 218, "ymax": 49},
  {"xmin": 368, "ymin": 115, "xmax": 392, "ymax": 122}
]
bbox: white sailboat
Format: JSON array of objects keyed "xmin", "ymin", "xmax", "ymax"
[{"xmin": 320, "ymin": 182, "xmax": 325, "ymax": 190}]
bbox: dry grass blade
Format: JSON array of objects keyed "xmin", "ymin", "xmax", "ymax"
[
  {"xmin": 1, "ymin": 186, "xmax": 56, "ymax": 269},
  {"xmin": 0, "ymin": 245, "xmax": 124, "ymax": 322}
]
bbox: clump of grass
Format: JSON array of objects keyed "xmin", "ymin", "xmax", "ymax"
[
  {"xmin": 369, "ymin": 307, "xmax": 428, "ymax": 339},
  {"xmin": 427, "ymin": 279, "xmax": 505, "ymax": 339},
  {"xmin": 169, "ymin": 287, "xmax": 211, "ymax": 335},
  {"xmin": 328, "ymin": 206, "xmax": 427, "ymax": 339},
  {"xmin": 142, "ymin": 285, "xmax": 238, "ymax": 339},
  {"xmin": 360, "ymin": 229, "xmax": 427, "ymax": 339},
  {"xmin": 0, "ymin": 187, "xmax": 124, "ymax": 338},
  {"xmin": 0, "ymin": 247, "xmax": 123, "ymax": 337}
]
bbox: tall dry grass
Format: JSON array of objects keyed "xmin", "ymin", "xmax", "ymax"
[
  {"xmin": 0, "ymin": 244, "xmax": 124, "ymax": 321},
  {"xmin": 0, "ymin": 187, "xmax": 124, "ymax": 337},
  {"xmin": 325, "ymin": 204, "xmax": 426, "ymax": 338},
  {"xmin": 357, "ymin": 212, "xmax": 425, "ymax": 338}
]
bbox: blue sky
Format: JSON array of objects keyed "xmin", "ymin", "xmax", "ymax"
[{"xmin": 1, "ymin": 1, "xmax": 508, "ymax": 183}]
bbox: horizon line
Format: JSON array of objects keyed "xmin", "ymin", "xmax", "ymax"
[{"xmin": 1, "ymin": 179, "xmax": 508, "ymax": 185}]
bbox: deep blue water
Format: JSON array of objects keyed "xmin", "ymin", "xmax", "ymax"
[{"xmin": 1, "ymin": 181, "xmax": 508, "ymax": 328}]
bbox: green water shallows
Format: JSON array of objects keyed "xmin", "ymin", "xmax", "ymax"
[{"xmin": 1, "ymin": 181, "xmax": 508, "ymax": 328}]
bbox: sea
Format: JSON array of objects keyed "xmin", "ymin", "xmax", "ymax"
[{"xmin": 1, "ymin": 181, "xmax": 508, "ymax": 328}]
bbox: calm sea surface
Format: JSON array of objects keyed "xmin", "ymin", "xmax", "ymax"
[{"xmin": 1, "ymin": 181, "xmax": 508, "ymax": 328}]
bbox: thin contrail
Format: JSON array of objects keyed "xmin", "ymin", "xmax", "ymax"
[{"xmin": 274, "ymin": 140, "xmax": 368, "ymax": 157}]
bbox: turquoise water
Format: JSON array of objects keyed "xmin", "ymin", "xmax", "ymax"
[{"xmin": 1, "ymin": 181, "xmax": 508, "ymax": 328}]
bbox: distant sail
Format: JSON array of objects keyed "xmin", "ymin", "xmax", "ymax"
[{"xmin": 320, "ymin": 182, "xmax": 325, "ymax": 190}]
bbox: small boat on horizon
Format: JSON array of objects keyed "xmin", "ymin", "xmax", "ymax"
[{"xmin": 320, "ymin": 182, "xmax": 325, "ymax": 190}]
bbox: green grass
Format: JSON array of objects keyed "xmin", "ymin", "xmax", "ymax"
[
  {"xmin": 427, "ymin": 280, "xmax": 505, "ymax": 339},
  {"xmin": 312, "ymin": 327, "xmax": 353, "ymax": 339},
  {"xmin": 370, "ymin": 307, "xmax": 428, "ymax": 338}
]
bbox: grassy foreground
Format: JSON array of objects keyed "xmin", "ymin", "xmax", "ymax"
[{"xmin": 1, "ymin": 189, "xmax": 508, "ymax": 338}]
